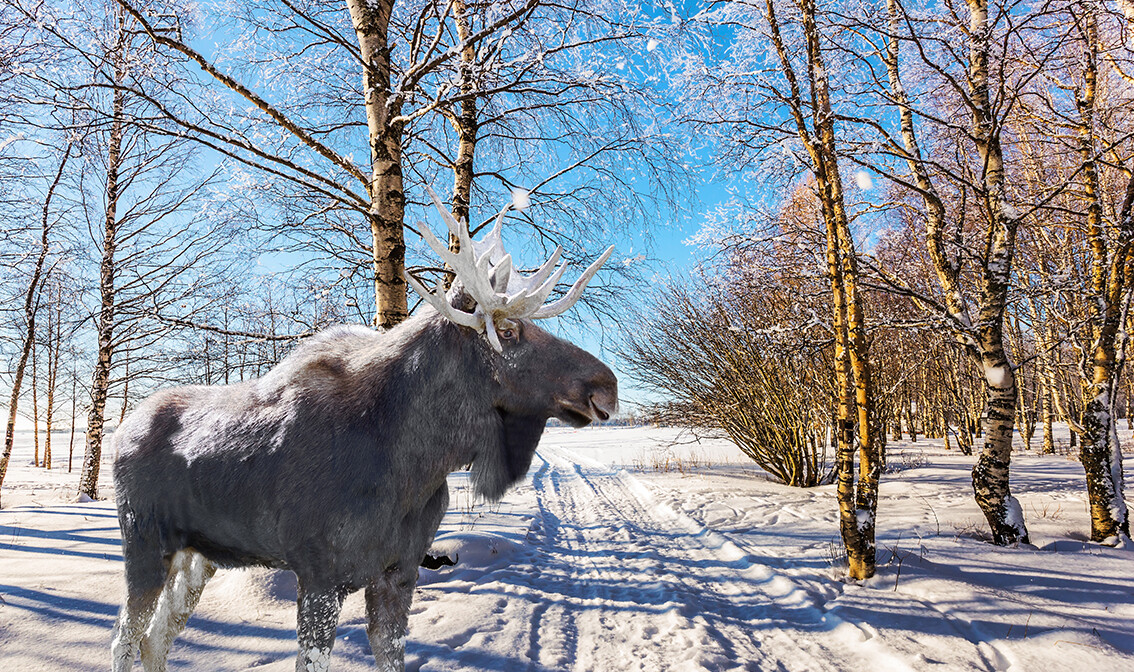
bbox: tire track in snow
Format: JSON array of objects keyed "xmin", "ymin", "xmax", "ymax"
[
  {"xmin": 524, "ymin": 446, "xmax": 845, "ymax": 672},
  {"xmin": 636, "ymin": 464, "xmax": 1015, "ymax": 672}
]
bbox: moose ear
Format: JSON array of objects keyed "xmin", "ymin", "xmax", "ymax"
[{"xmin": 448, "ymin": 285, "xmax": 477, "ymax": 314}]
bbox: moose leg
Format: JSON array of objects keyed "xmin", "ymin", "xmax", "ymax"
[
  {"xmin": 111, "ymin": 541, "xmax": 168, "ymax": 672},
  {"xmin": 295, "ymin": 583, "xmax": 345, "ymax": 672},
  {"xmin": 139, "ymin": 549, "xmax": 217, "ymax": 672},
  {"xmin": 365, "ymin": 568, "xmax": 416, "ymax": 672},
  {"xmin": 366, "ymin": 484, "xmax": 446, "ymax": 672}
]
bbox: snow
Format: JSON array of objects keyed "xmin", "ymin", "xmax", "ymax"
[
  {"xmin": 422, "ymin": 532, "xmax": 523, "ymax": 574},
  {"xmin": 854, "ymin": 170, "xmax": 873, "ymax": 191},
  {"xmin": 304, "ymin": 647, "xmax": 332, "ymax": 672},
  {"xmin": 1, "ymin": 426, "xmax": 1133, "ymax": 671},
  {"xmin": 855, "ymin": 508, "xmax": 873, "ymax": 532},
  {"xmin": 1003, "ymin": 494, "xmax": 1025, "ymax": 535},
  {"xmin": 1001, "ymin": 203, "xmax": 1022, "ymax": 221},
  {"xmin": 985, "ymin": 363, "xmax": 1009, "ymax": 387}
]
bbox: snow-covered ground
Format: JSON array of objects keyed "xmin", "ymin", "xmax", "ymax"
[{"xmin": 1, "ymin": 426, "xmax": 1132, "ymax": 671}]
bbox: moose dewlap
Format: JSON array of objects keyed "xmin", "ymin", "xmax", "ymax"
[{"xmin": 110, "ymin": 191, "xmax": 617, "ymax": 672}]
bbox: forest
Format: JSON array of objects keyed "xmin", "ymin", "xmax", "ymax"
[{"xmin": 2, "ymin": 0, "xmax": 1132, "ymax": 594}]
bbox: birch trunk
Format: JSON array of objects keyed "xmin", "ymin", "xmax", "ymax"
[
  {"xmin": 32, "ymin": 337, "xmax": 40, "ymax": 467},
  {"xmin": 824, "ymin": 94, "xmax": 878, "ymax": 583},
  {"xmin": 958, "ymin": 422, "xmax": 973, "ymax": 455},
  {"xmin": 884, "ymin": 0, "xmax": 1027, "ymax": 544},
  {"xmin": 118, "ymin": 358, "xmax": 129, "ymax": 424},
  {"xmin": 68, "ymin": 374, "xmax": 77, "ymax": 473},
  {"xmin": 1127, "ymin": 378, "xmax": 1133, "ymax": 431},
  {"xmin": 811, "ymin": 173, "xmax": 864, "ymax": 576},
  {"xmin": 1028, "ymin": 297, "xmax": 1057, "ymax": 454},
  {"xmin": 972, "ymin": 335, "xmax": 1026, "ymax": 544},
  {"xmin": 787, "ymin": 0, "xmax": 879, "ymax": 578},
  {"xmin": 1075, "ymin": 1, "xmax": 1132, "ymax": 540},
  {"xmin": 944, "ymin": 408, "xmax": 953, "ymax": 451},
  {"xmin": 78, "ymin": 10, "xmax": 128, "ymax": 500},
  {"xmin": 346, "ymin": 0, "xmax": 408, "ymax": 329},
  {"xmin": 1041, "ymin": 387, "xmax": 1055, "ymax": 454},
  {"xmin": 450, "ymin": 0, "xmax": 477, "ymax": 238},
  {"xmin": 44, "ymin": 292, "xmax": 60, "ymax": 471}
]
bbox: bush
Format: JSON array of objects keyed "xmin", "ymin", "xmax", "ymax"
[{"xmin": 623, "ymin": 283, "xmax": 834, "ymax": 487}]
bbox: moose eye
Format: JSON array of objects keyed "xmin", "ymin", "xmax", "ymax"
[{"xmin": 498, "ymin": 327, "xmax": 517, "ymax": 341}]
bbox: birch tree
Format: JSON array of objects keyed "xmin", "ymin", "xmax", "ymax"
[
  {"xmin": 116, "ymin": 0, "xmax": 598, "ymax": 329},
  {"xmin": 74, "ymin": 133, "xmax": 232, "ymax": 500},
  {"xmin": 843, "ymin": 0, "xmax": 1057, "ymax": 544},
  {"xmin": 0, "ymin": 147, "xmax": 70, "ymax": 506},
  {"xmin": 5, "ymin": 0, "xmax": 239, "ymax": 499},
  {"xmin": 684, "ymin": 0, "xmax": 881, "ymax": 579},
  {"xmin": 74, "ymin": 2, "xmax": 131, "ymax": 500},
  {"xmin": 110, "ymin": 1, "xmax": 667, "ymax": 331},
  {"xmin": 1016, "ymin": 0, "xmax": 1134, "ymax": 541},
  {"xmin": 1064, "ymin": 0, "xmax": 1132, "ymax": 542},
  {"xmin": 408, "ymin": 1, "xmax": 677, "ymax": 252},
  {"xmin": 858, "ymin": 0, "xmax": 1134, "ymax": 543}
]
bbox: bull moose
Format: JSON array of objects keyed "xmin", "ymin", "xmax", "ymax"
[{"xmin": 110, "ymin": 191, "xmax": 618, "ymax": 671}]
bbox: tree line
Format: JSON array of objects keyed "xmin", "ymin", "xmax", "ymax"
[{"xmin": 625, "ymin": 0, "xmax": 1134, "ymax": 579}]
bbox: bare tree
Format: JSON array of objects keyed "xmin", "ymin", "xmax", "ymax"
[
  {"xmin": 106, "ymin": 0, "xmax": 673, "ymax": 338},
  {"xmin": 623, "ymin": 267, "xmax": 835, "ymax": 489},
  {"xmin": 853, "ymin": 0, "xmax": 1134, "ymax": 543},
  {"xmin": 31, "ymin": 330, "xmax": 39, "ymax": 466},
  {"xmin": 3, "ymin": 0, "xmax": 239, "ymax": 499},
  {"xmin": 115, "ymin": 0, "xmax": 571, "ymax": 329},
  {"xmin": 0, "ymin": 146, "xmax": 70, "ymax": 506},
  {"xmin": 1010, "ymin": 0, "xmax": 1134, "ymax": 540},
  {"xmin": 75, "ymin": 2, "xmax": 131, "ymax": 499},
  {"xmin": 682, "ymin": 0, "xmax": 881, "ymax": 579},
  {"xmin": 1059, "ymin": 0, "xmax": 1133, "ymax": 541},
  {"xmin": 408, "ymin": 1, "xmax": 679, "ymax": 246},
  {"xmin": 840, "ymin": 0, "xmax": 1057, "ymax": 544},
  {"xmin": 41, "ymin": 278, "xmax": 66, "ymax": 470}
]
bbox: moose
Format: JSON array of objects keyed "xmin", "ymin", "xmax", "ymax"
[{"xmin": 110, "ymin": 191, "xmax": 618, "ymax": 672}]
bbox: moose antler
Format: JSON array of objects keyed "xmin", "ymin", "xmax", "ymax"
[{"xmin": 406, "ymin": 186, "xmax": 614, "ymax": 352}]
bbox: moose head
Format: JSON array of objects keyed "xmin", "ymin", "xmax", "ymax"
[{"xmin": 406, "ymin": 188, "xmax": 619, "ymax": 496}]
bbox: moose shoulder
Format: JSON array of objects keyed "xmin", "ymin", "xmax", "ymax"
[{"xmin": 110, "ymin": 192, "xmax": 617, "ymax": 672}]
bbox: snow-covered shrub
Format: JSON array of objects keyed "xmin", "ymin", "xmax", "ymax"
[{"xmin": 621, "ymin": 282, "xmax": 834, "ymax": 487}]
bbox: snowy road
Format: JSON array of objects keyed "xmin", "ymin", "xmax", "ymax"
[
  {"xmin": 407, "ymin": 443, "xmax": 999, "ymax": 672},
  {"xmin": 404, "ymin": 434, "xmax": 1134, "ymax": 672},
  {"xmin": 397, "ymin": 443, "xmax": 858, "ymax": 672},
  {"xmin": 519, "ymin": 446, "xmax": 836, "ymax": 672}
]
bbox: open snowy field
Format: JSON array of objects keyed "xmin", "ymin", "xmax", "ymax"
[{"xmin": 1, "ymin": 425, "xmax": 1132, "ymax": 671}]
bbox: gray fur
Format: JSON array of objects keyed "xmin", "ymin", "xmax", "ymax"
[{"xmin": 110, "ymin": 311, "xmax": 617, "ymax": 671}]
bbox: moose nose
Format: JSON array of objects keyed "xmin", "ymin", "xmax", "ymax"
[
  {"xmin": 587, "ymin": 370, "xmax": 618, "ymax": 422},
  {"xmin": 590, "ymin": 394, "xmax": 611, "ymax": 421}
]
